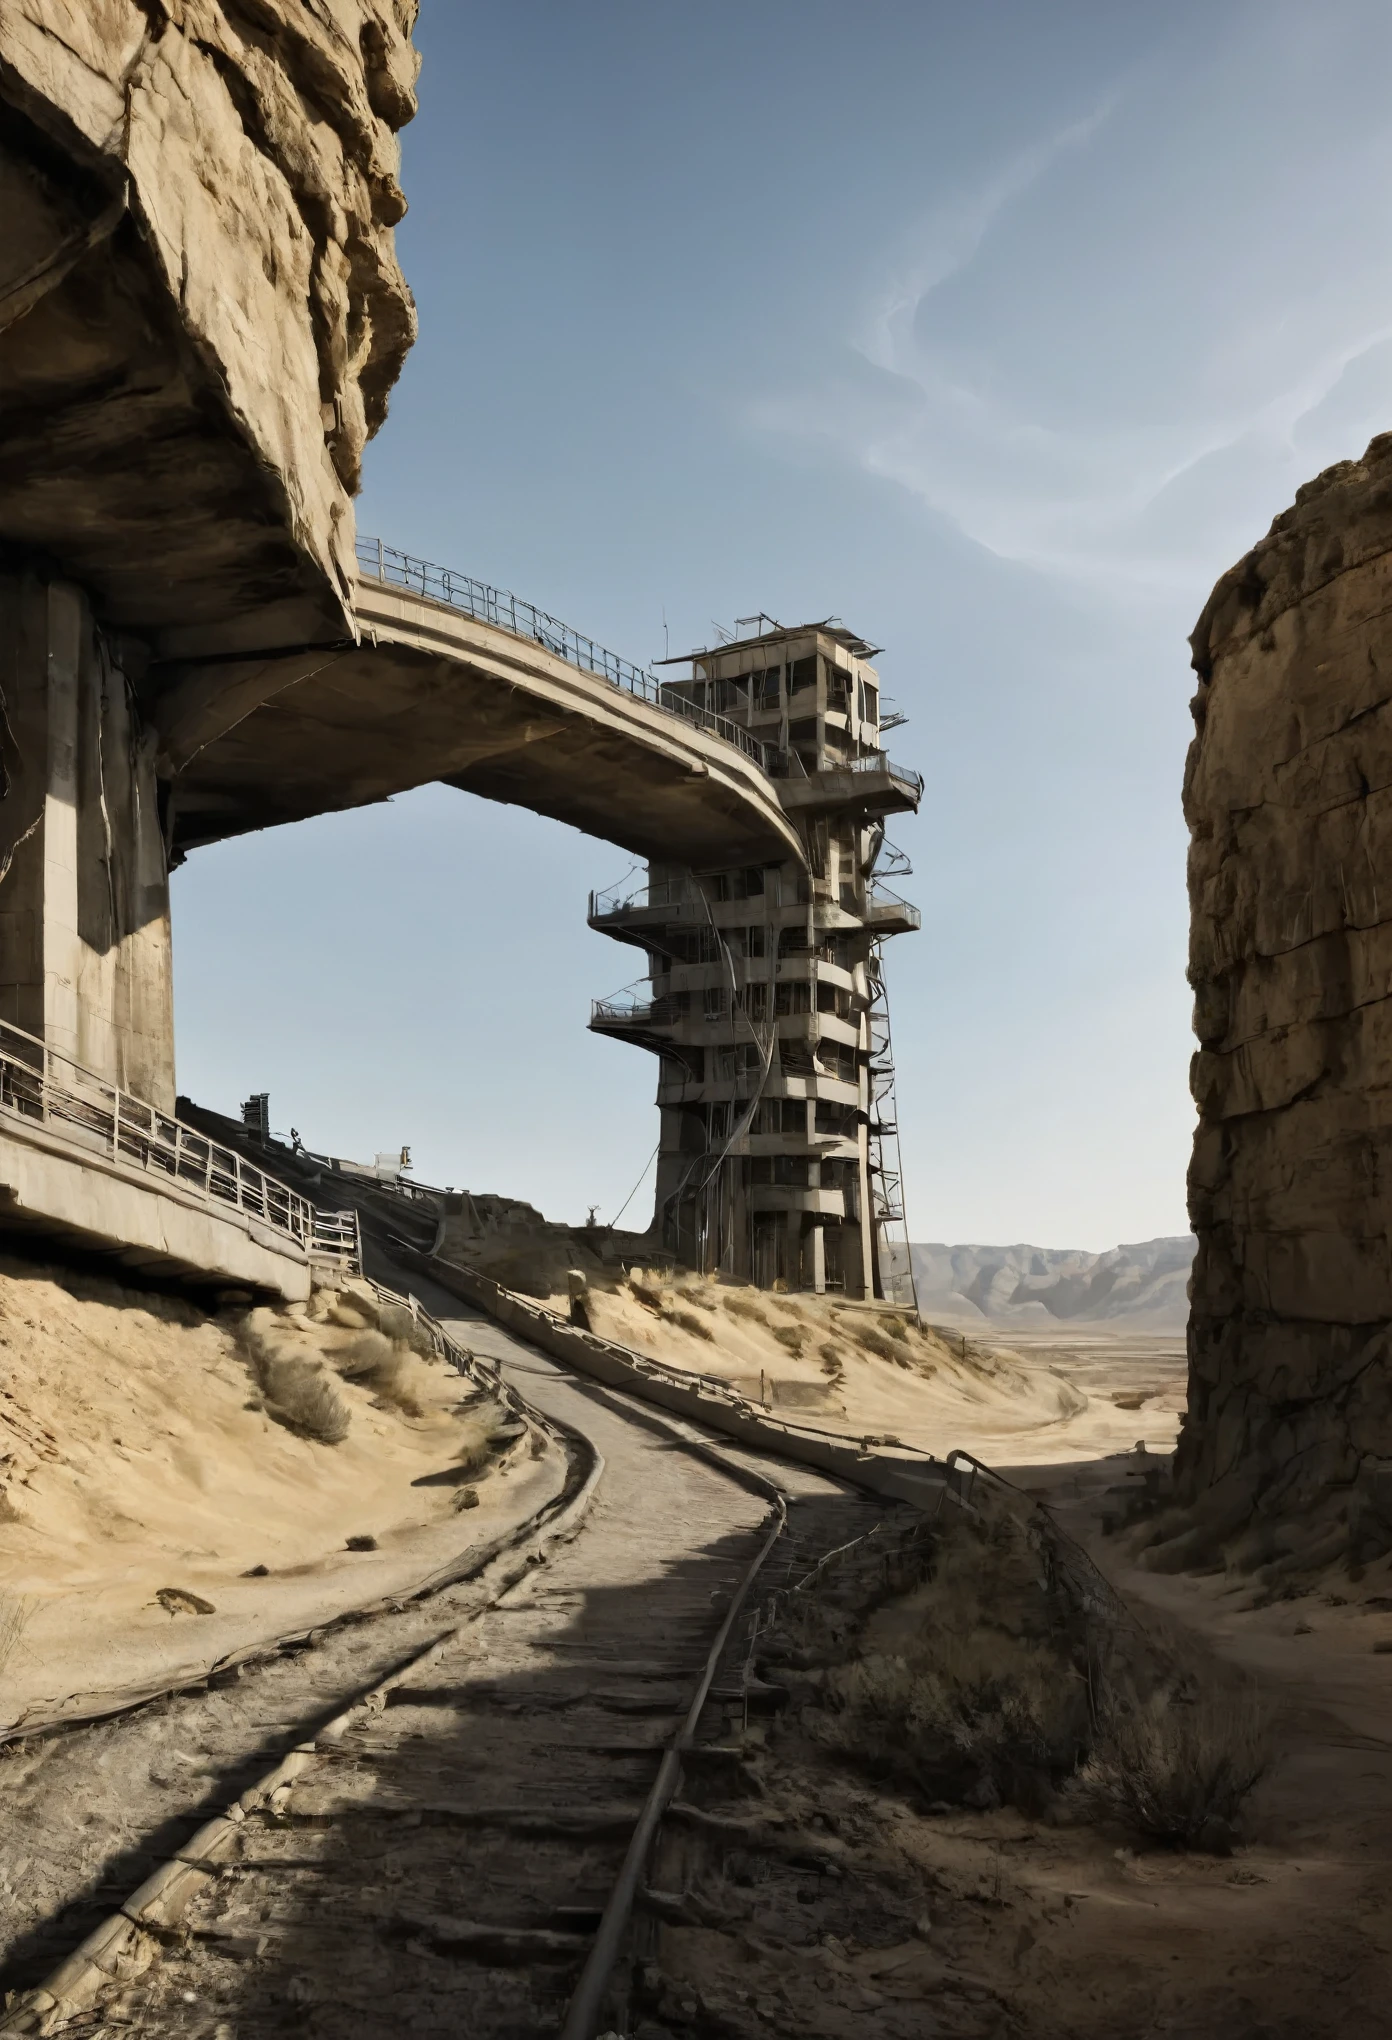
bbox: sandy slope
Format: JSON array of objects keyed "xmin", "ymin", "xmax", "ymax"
[
  {"xmin": 0, "ymin": 1260, "xmax": 562, "ymax": 1735},
  {"xmin": 579, "ymin": 1271, "xmax": 1188, "ymax": 1467}
]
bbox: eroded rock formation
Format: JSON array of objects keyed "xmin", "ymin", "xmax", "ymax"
[
  {"xmin": 1181, "ymin": 433, "xmax": 1392, "ymax": 1553},
  {"xmin": 0, "ymin": 1, "xmax": 419, "ymax": 647},
  {"xmin": 0, "ymin": 3, "xmax": 419, "ymax": 1103}
]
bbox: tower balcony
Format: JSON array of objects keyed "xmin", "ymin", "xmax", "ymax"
[
  {"xmin": 771, "ymin": 749, "xmax": 923, "ymax": 820},
  {"xmin": 865, "ymin": 884, "xmax": 922, "ymax": 936},
  {"xmin": 719, "ymin": 1130, "xmax": 861, "ymax": 1160},
  {"xmin": 589, "ymin": 983, "xmax": 685, "ymax": 1053},
  {"xmin": 587, "ymin": 877, "xmax": 707, "ymax": 946},
  {"xmin": 778, "ymin": 1011, "xmax": 860, "ymax": 1051}
]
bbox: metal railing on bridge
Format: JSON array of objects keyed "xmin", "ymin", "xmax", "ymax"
[
  {"xmin": 356, "ymin": 536, "xmax": 764, "ymax": 767},
  {"xmin": 0, "ymin": 1020, "xmax": 358, "ymax": 1270}
]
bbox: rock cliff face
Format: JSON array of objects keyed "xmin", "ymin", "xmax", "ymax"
[
  {"xmin": 0, "ymin": 1, "xmax": 419, "ymax": 648},
  {"xmin": 1182, "ymin": 433, "xmax": 1392, "ymax": 1547}
]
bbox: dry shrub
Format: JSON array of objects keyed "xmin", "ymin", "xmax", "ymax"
[
  {"xmin": 723, "ymin": 1294, "xmax": 767, "ymax": 1326},
  {"xmin": 258, "ymin": 1352, "xmax": 350, "ymax": 1444},
  {"xmin": 665, "ymin": 1308, "xmax": 714, "ymax": 1341},
  {"xmin": 818, "ymin": 1341, "xmax": 845, "ymax": 1376},
  {"xmin": 762, "ymin": 1483, "xmax": 1276, "ymax": 1847},
  {"xmin": 238, "ymin": 1312, "xmax": 351, "ymax": 1444},
  {"xmin": 0, "ymin": 1594, "xmax": 30, "ymax": 1685},
  {"xmin": 334, "ymin": 1329, "xmax": 395, "ymax": 1380},
  {"xmin": 823, "ymin": 1633, "xmax": 1086, "ymax": 1812},
  {"xmin": 673, "ymin": 1282, "xmax": 716, "ymax": 1313},
  {"xmin": 852, "ymin": 1325, "xmax": 898, "ymax": 1362},
  {"xmin": 376, "ymin": 1303, "xmax": 438, "ymax": 1358},
  {"xmin": 334, "ymin": 1330, "xmax": 436, "ymax": 1415},
  {"xmin": 1071, "ymin": 1670, "xmax": 1274, "ymax": 1850},
  {"xmin": 882, "ymin": 1316, "xmax": 910, "ymax": 1342},
  {"xmin": 773, "ymin": 1324, "xmax": 805, "ymax": 1358},
  {"xmin": 762, "ymin": 1498, "xmax": 1092, "ymax": 1814},
  {"xmin": 455, "ymin": 1401, "xmax": 515, "ymax": 1474},
  {"xmin": 628, "ymin": 1275, "xmax": 666, "ymax": 1314},
  {"xmin": 454, "ymin": 1418, "xmax": 494, "ymax": 1475},
  {"xmin": 373, "ymin": 1352, "xmax": 437, "ymax": 1417}
]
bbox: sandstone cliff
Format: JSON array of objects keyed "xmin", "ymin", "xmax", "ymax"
[
  {"xmin": 0, "ymin": 1, "xmax": 419, "ymax": 647},
  {"xmin": 1181, "ymin": 432, "xmax": 1392, "ymax": 1554}
]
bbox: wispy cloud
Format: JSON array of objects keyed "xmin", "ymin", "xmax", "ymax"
[
  {"xmin": 855, "ymin": 94, "xmax": 1123, "ymax": 383},
  {"xmin": 747, "ymin": 10, "xmax": 1392, "ymax": 604}
]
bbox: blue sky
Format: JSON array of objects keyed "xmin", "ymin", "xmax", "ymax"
[{"xmin": 172, "ymin": 1, "xmax": 1392, "ymax": 1249}]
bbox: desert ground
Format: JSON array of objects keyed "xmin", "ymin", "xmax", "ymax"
[
  {"xmin": 568, "ymin": 1276, "xmax": 1391, "ymax": 2037},
  {"xmin": 4, "ymin": 1257, "xmax": 1387, "ymax": 2036},
  {"xmin": 0, "ymin": 1262, "xmax": 560, "ymax": 1738}
]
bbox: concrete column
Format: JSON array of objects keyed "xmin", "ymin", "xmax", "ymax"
[
  {"xmin": 809, "ymin": 1218, "xmax": 826, "ymax": 1294},
  {"xmin": 0, "ymin": 571, "xmax": 174, "ymax": 1110},
  {"xmin": 857, "ymin": 1023, "xmax": 876, "ymax": 1297},
  {"xmin": 42, "ymin": 582, "xmax": 81, "ymax": 1062}
]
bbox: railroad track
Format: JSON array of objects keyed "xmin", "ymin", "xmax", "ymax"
[{"xmin": 0, "ymin": 1279, "xmax": 902, "ymax": 2039}]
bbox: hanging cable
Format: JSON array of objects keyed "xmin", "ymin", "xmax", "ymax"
[{"xmin": 606, "ymin": 1139, "xmax": 660, "ymax": 1232}]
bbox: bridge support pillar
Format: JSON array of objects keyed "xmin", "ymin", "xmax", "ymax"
[{"xmin": 0, "ymin": 572, "xmax": 174, "ymax": 1111}]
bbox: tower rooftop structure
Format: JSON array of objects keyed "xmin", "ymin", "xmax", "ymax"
[{"xmin": 590, "ymin": 616, "xmax": 922, "ymax": 1300}]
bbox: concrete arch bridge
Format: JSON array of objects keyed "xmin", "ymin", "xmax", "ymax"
[{"xmin": 0, "ymin": 541, "xmax": 800, "ymax": 1296}]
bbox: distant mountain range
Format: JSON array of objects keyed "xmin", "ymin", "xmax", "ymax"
[{"xmin": 903, "ymin": 1236, "xmax": 1194, "ymax": 1330}]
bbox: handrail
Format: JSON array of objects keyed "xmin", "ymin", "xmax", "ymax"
[
  {"xmin": 847, "ymin": 749, "xmax": 925, "ymax": 796},
  {"xmin": 441, "ymin": 1254, "xmax": 947, "ymax": 1469},
  {"xmin": 356, "ymin": 537, "xmax": 765, "ymax": 767},
  {"xmin": 588, "ymin": 875, "xmax": 706, "ymax": 921},
  {"xmin": 764, "ymin": 747, "xmax": 923, "ymax": 799},
  {"xmin": 590, "ymin": 991, "xmax": 677, "ymax": 1028},
  {"xmin": 866, "ymin": 882, "xmax": 923, "ymax": 930},
  {"xmin": 0, "ymin": 1018, "xmax": 350, "ymax": 1266},
  {"xmin": 362, "ymin": 1273, "xmax": 476, "ymax": 1377}
]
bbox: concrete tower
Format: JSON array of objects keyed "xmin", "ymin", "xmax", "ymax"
[{"xmin": 589, "ymin": 619, "xmax": 922, "ymax": 1299}]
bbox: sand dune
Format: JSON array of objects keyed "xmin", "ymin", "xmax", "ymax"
[
  {"xmin": 0, "ymin": 1261, "xmax": 558, "ymax": 1734},
  {"xmin": 581, "ymin": 1269, "xmax": 1186, "ymax": 1469}
]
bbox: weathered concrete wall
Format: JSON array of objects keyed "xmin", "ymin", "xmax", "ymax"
[
  {"xmin": 1181, "ymin": 433, "xmax": 1392, "ymax": 1547},
  {"xmin": 0, "ymin": 1115, "xmax": 311, "ymax": 1300},
  {"xmin": 0, "ymin": 1, "xmax": 419, "ymax": 646},
  {"xmin": 0, "ymin": 572, "xmax": 173, "ymax": 1108}
]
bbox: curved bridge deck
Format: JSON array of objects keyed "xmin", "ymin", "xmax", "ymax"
[{"xmin": 160, "ymin": 543, "xmax": 800, "ymax": 872}]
